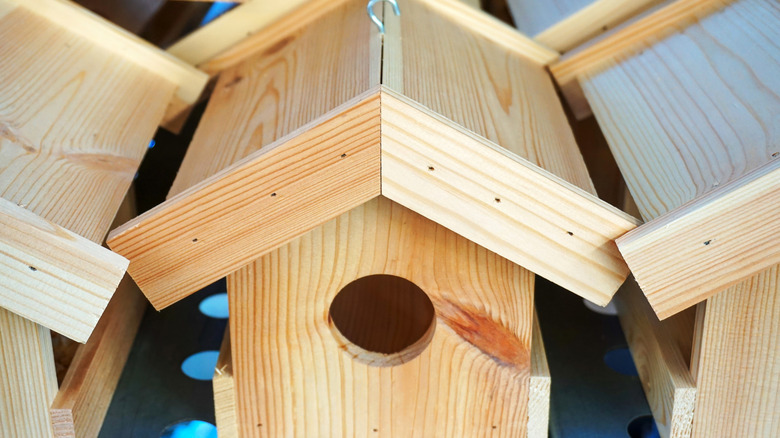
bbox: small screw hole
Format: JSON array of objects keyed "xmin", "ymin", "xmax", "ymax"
[
  {"xmin": 270, "ymin": 192, "xmax": 277, "ymax": 197},
  {"xmin": 341, "ymin": 153, "xmax": 347, "ymax": 158},
  {"xmin": 567, "ymin": 231, "xmax": 574, "ymax": 236},
  {"xmin": 192, "ymin": 238, "xmax": 198, "ymax": 242},
  {"xmin": 494, "ymin": 197, "xmax": 501, "ymax": 203},
  {"xmin": 29, "ymin": 266, "xmax": 37, "ymax": 272},
  {"xmin": 427, "ymin": 166, "xmax": 435, "ymax": 171}
]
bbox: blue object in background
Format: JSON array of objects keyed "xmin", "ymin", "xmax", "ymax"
[
  {"xmin": 160, "ymin": 420, "xmax": 217, "ymax": 438},
  {"xmin": 198, "ymin": 293, "xmax": 229, "ymax": 319},
  {"xmin": 181, "ymin": 351, "xmax": 220, "ymax": 381},
  {"xmin": 603, "ymin": 348, "xmax": 640, "ymax": 376},
  {"xmin": 200, "ymin": 2, "xmax": 237, "ymax": 26}
]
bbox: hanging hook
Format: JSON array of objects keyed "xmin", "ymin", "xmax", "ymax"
[{"xmin": 367, "ymin": 0, "xmax": 400, "ymax": 35}]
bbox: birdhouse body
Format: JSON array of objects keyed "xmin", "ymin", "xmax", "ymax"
[{"xmin": 229, "ymin": 196, "xmax": 533, "ymax": 437}]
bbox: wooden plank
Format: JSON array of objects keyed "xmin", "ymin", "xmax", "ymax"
[
  {"xmin": 615, "ymin": 277, "xmax": 696, "ymax": 438},
  {"xmin": 49, "ymin": 189, "xmax": 147, "ymax": 438},
  {"xmin": 228, "ymin": 196, "xmax": 533, "ymax": 436},
  {"xmin": 0, "ymin": 198, "xmax": 128, "ymax": 342},
  {"xmin": 389, "ymin": 0, "xmax": 592, "ymax": 192},
  {"xmin": 213, "ymin": 309, "xmax": 550, "ymax": 438},
  {"xmin": 508, "ymin": 0, "xmax": 664, "ymax": 52},
  {"xmin": 108, "ymin": 0, "xmax": 383, "ymax": 309},
  {"xmin": 617, "ymin": 159, "xmax": 780, "ymax": 319},
  {"xmin": 413, "ymin": 0, "xmax": 558, "ymax": 65},
  {"xmin": 550, "ymin": 0, "xmax": 733, "ymax": 119},
  {"xmin": 0, "ymin": 308, "xmax": 58, "ymax": 438},
  {"xmin": 108, "ymin": 92, "xmax": 382, "ymax": 310},
  {"xmin": 213, "ymin": 328, "xmax": 238, "ymax": 438},
  {"xmin": 528, "ymin": 312, "xmax": 551, "ymax": 438},
  {"xmin": 50, "ymin": 273, "xmax": 147, "ymax": 437},
  {"xmin": 167, "ymin": 0, "xmax": 311, "ymax": 67},
  {"xmin": 12, "ymin": 0, "xmax": 207, "ymax": 105},
  {"xmin": 381, "ymin": 90, "xmax": 638, "ymax": 305},
  {"xmin": 692, "ymin": 266, "xmax": 780, "ymax": 437}
]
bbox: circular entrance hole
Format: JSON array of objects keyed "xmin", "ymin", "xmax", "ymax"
[{"xmin": 328, "ymin": 275, "xmax": 435, "ymax": 367}]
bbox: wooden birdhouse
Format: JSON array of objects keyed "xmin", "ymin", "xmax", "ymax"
[{"xmin": 107, "ymin": 0, "xmax": 640, "ymax": 435}]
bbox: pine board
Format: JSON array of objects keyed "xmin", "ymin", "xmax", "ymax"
[{"xmin": 228, "ymin": 197, "xmax": 534, "ymax": 437}]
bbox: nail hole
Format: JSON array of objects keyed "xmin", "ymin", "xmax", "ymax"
[
  {"xmin": 427, "ymin": 166, "xmax": 435, "ymax": 171},
  {"xmin": 192, "ymin": 238, "xmax": 198, "ymax": 242},
  {"xmin": 772, "ymin": 152, "xmax": 779, "ymax": 158},
  {"xmin": 341, "ymin": 153, "xmax": 347, "ymax": 158},
  {"xmin": 703, "ymin": 240, "xmax": 712, "ymax": 246},
  {"xmin": 494, "ymin": 197, "xmax": 501, "ymax": 203},
  {"xmin": 270, "ymin": 192, "xmax": 277, "ymax": 197},
  {"xmin": 160, "ymin": 420, "xmax": 217, "ymax": 438},
  {"xmin": 181, "ymin": 351, "xmax": 220, "ymax": 381},
  {"xmin": 567, "ymin": 231, "xmax": 574, "ymax": 236},
  {"xmin": 373, "ymin": 429, "xmax": 378, "ymax": 432},
  {"xmin": 627, "ymin": 415, "xmax": 660, "ymax": 438},
  {"xmin": 603, "ymin": 348, "xmax": 639, "ymax": 376},
  {"xmin": 199, "ymin": 293, "xmax": 229, "ymax": 319},
  {"xmin": 29, "ymin": 266, "xmax": 37, "ymax": 271}
]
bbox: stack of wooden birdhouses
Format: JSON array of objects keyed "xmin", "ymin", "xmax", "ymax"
[{"xmin": 1, "ymin": 0, "xmax": 777, "ymax": 436}]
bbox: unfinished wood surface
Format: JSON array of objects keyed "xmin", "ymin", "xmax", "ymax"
[
  {"xmin": 196, "ymin": 0, "xmax": 355, "ymax": 76},
  {"xmin": 50, "ymin": 190, "xmax": 147, "ymax": 438},
  {"xmin": 12, "ymin": 0, "xmax": 207, "ymax": 105},
  {"xmin": 214, "ymin": 328, "xmax": 238, "ymax": 438},
  {"xmin": 381, "ymin": 90, "xmax": 638, "ymax": 305},
  {"xmin": 618, "ymin": 159, "xmax": 780, "ymax": 318},
  {"xmin": 213, "ymin": 309, "xmax": 549, "ymax": 438},
  {"xmin": 50, "ymin": 273, "xmax": 146, "ymax": 438},
  {"xmin": 109, "ymin": 92, "xmax": 381, "ymax": 310},
  {"xmin": 388, "ymin": 0, "xmax": 590, "ymax": 192},
  {"xmin": 228, "ymin": 196, "xmax": 533, "ymax": 437},
  {"xmin": 692, "ymin": 267, "xmax": 780, "ymax": 436},
  {"xmin": 616, "ymin": 278, "xmax": 695, "ymax": 438},
  {"xmin": 0, "ymin": 198, "xmax": 128, "ymax": 342},
  {"xmin": 0, "ymin": 6, "xmax": 176, "ymax": 242},
  {"xmin": 550, "ymin": 0, "xmax": 733, "ymax": 119},
  {"xmin": 0, "ymin": 308, "xmax": 58, "ymax": 438},
  {"xmin": 108, "ymin": 0, "xmax": 382, "ymax": 309},
  {"xmin": 528, "ymin": 312, "xmax": 551, "ymax": 438},
  {"xmin": 167, "ymin": 0, "xmax": 311, "ymax": 66},
  {"xmin": 509, "ymin": 0, "xmax": 663, "ymax": 52}
]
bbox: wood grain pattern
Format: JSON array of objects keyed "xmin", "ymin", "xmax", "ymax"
[
  {"xmin": 616, "ymin": 278, "xmax": 695, "ymax": 438},
  {"xmin": 528, "ymin": 312, "xmax": 551, "ymax": 438},
  {"xmin": 381, "ymin": 90, "xmax": 638, "ymax": 305},
  {"xmin": 214, "ymin": 328, "xmax": 238, "ymax": 438},
  {"xmin": 0, "ymin": 6, "xmax": 175, "ymax": 243},
  {"xmin": 0, "ymin": 198, "xmax": 128, "ymax": 342},
  {"xmin": 13, "ymin": 0, "xmax": 207, "ymax": 105},
  {"xmin": 618, "ymin": 159, "xmax": 780, "ymax": 318},
  {"xmin": 228, "ymin": 196, "xmax": 533, "ymax": 437},
  {"xmin": 692, "ymin": 267, "xmax": 780, "ymax": 437},
  {"xmin": 213, "ymin": 310, "xmax": 550, "ymax": 438},
  {"xmin": 0, "ymin": 308, "xmax": 58, "ymax": 438},
  {"xmin": 550, "ymin": 0, "xmax": 733, "ymax": 119},
  {"xmin": 167, "ymin": 0, "xmax": 311, "ymax": 67},
  {"xmin": 108, "ymin": 92, "xmax": 382, "ymax": 310},
  {"xmin": 50, "ymin": 273, "xmax": 147, "ymax": 438}
]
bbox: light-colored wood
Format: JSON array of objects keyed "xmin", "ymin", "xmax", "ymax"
[
  {"xmin": 389, "ymin": 0, "xmax": 593, "ymax": 192},
  {"xmin": 616, "ymin": 278, "xmax": 696, "ymax": 438},
  {"xmin": 528, "ymin": 312, "xmax": 551, "ymax": 438},
  {"xmin": 109, "ymin": 0, "xmax": 383, "ymax": 309},
  {"xmin": 692, "ymin": 267, "xmax": 780, "ymax": 437},
  {"xmin": 214, "ymin": 328, "xmax": 238, "ymax": 438},
  {"xmin": 381, "ymin": 90, "xmax": 638, "ymax": 305},
  {"xmin": 0, "ymin": 198, "xmax": 128, "ymax": 342},
  {"xmin": 50, "ymin": 273, "xmax": 147, "ymax": 437},
  {"xmin": 108, "ymin": 91, "xmax": 382, "ymax": 310},
  {"xmin": 576, "ymin": 1, "xmax": 780, "ymax": 434},
  {"xmin": 167, "ymin": 0, "xmax": 310, "ymax": 67},
  {"xmin": 550, "ymin": 0, "xmax": 733, "ymax": 119},
  {"xmin": 196, "ymin": 0, "xmax": 353, "ymax": 76},
  {"xmin": 617, "ymin": 159, "xmax": 780, "ymax": 319},
  {"xmin": 414, "ymin": 0, "xmax": 558, "ymax": 65},
  {"xmin": 509, "ymin": 0, "xmax": 664, "ymax": 52},
  {"xmin": 12, "ymin": 0, "xmax": 207, "ymax": 105},
  {"xmin": 228, "ymin": 196, "xmax": 533, "ymax": 437},
  {"xmin": 213, "ymin": 309, "xmax": 550, "ymax": 438},
  {"xmin": 50, "ymin": 190, "xmax": 147, "ymax": 438},
  {"xmin": 0, "ymin": 308, "xmax": 58, "ymax": 438}
]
